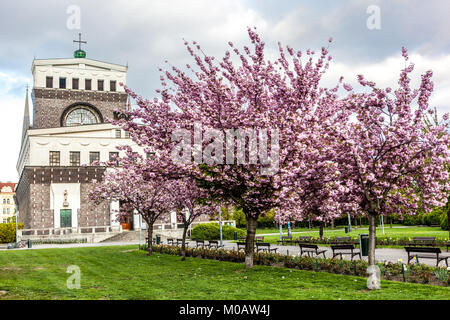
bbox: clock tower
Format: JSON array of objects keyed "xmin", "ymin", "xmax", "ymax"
[{"xmin": 15, "ymin": 36, "xmax": 143, "ymax": 241}]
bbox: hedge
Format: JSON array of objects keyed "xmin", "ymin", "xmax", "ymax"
[
  {"xmin": 191, "ymin": 223, "xmax": 246, "ymax": 240},
  {"xmin": 0, "ymin": 223, "xmax": 23, "ymax": 243}
]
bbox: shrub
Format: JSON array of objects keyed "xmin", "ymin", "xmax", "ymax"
[
  {"xmin": 191, "ymin": 223, "xmax": 246, "ymax": 240},
  {"xmin": 441, "ymin": 212, "xmax": 449, "ymax": 231},
  {"xmin": 232, "ymin": 209, "xmax": 246, "ymax": 228},
  {"xmin": 0, "ymin": 223, "xmax": 23, "ymax": 243}
]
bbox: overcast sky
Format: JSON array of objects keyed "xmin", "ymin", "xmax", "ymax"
[{"xmin": 1, "ymin": 0, "xmax": 450, "ymax": 183}]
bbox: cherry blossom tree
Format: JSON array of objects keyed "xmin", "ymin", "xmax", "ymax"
[
  {"xmin": 89, "ymin": 149, "xmax": 174, "ymax": 255},
  {"xmin": 337, "ymin": 48, "xmax": 450, "ymax": 266},
  {"xmin": 115, "ymin": 28, "xmax": 347, "ymax": 268}
]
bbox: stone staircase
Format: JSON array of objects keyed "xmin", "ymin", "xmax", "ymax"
[{"xmin": 101, "ymin": 230, "xmax": 143, "ymax": 243}]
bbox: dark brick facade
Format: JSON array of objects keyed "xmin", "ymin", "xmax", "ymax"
[
  {"xmin": 32, "ymin": 88, "xmax": 127, "ymax": 129},
  {"xmin": 16, "ymin": 166, "xmax": 108, "ymax": 229}
]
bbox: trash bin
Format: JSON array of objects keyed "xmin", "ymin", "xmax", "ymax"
[
  {"xmin": 234, "ymin": 231, "xmax": 238, "ymax": 241},
  {"xmin": 155, "ymin": 234, "xmax": 161, "ymax": 245},
  {"xmin": 359, "ymin": 234, "xmax": 369, "ymax": 257},
  {"xmin": 27, "ymin": 239, "xmax": 32, "ymax": 248},
  {"xmin": 344, "ymin": 226, "xmax": 349, "ymax": 233}
]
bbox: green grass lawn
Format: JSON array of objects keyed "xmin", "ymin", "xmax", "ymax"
[
  {"xmin": 0, "ymin": 245, "xmax": 449, "ymax": 300},
  {"xmin": 258, "ymin": 226, "xmax": 449, "ymax": 245}
]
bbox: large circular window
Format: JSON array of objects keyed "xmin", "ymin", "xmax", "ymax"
[{"xmin": 62, "ymin": 105, "xmax": 102, "ymax": 127}]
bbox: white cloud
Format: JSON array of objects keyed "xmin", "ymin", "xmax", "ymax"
[{"xmin": 321, "ymin": 52, "xmax": 450, "ymax": 114}]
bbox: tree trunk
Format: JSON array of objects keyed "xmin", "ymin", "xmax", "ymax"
[
  {"xmin": 147, "ymin": 224, "xmax": 154, "ymax": 256},
  {"xmin": 390, "ymin": 216, "xmax": 393, "ymax": 228},
  {"xmin": 331, "ymin": 219, "xmax": 334, "ymax": 229},
  {"xmin": 245, "ymin": 214, "xmax": 258, "ymax": 268},
  {"xmin": 181, "ymin": 222, "xmax": 189, "ymax": 261},
  {"xmin": 368, "ymin": 214, "xmax": 377, "ymax": 266},
  {"xmin": 319, "ymin": 222, "xmax": 324, "ymax": 240}
]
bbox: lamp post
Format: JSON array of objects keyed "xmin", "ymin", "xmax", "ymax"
[
  {"xmin": 219, "ymin": 206, "xmax": 223, "ymax": 247},
  {"xmin": 278, "ymin": 207, "xmax": 282, "ymax": 241},
  {"xmin": 381, "ymin": 215, "xmax": 385, "ymax": 235}
]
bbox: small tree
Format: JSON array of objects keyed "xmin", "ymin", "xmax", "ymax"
[
  {"xmin": 89, "ymin": 151, "xmax": 174, "ymax": 255},
  {"xmin": 338, "ymin": 48, "xmax": 450, "ymax": 268}
]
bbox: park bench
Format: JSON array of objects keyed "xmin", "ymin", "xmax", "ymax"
[
  {"xmin": 298, "ymin": 236, "xmax": 312, "ymax": 243},
  {"xmin": 206, "ymin": 240, "xmax": 224, "ymax": 249},
  {"xmin": 277, "ymin": 235, "xmax": 293, "ymax": 245},
  {"xmin": 255, "ymin": 236, "xmax": 264, "ymax": 242},
  {"xmin": 176, "ymin": 238, "xmax": 185, "ymax": 246},
  {"xmin": 446, "ymin": 242, "xmax": 450, "ymax": 252},
  {"xmin": 409, "ymin": 237, "xmax": 436, "ymax": 247},
  {"xmin": 255, "ymin": 242, "xmax": 278, "ymax": 253},
  {"xmin": 404, "ymin": 247, "xmax": 449, "ymax": 267},
  {"xmin": 299, "ymin": 243, "xmax": 327, "ymax": 258},
  {"xmin": 331, "ymin": 244, "xmax": 361, "ymax": 260},
  {"xmin": 195, "ymin": 239, "xmax": 205, "ymax": 248},
  {"xmin": 333, "ymin": 236, "xmax": 352, "ymax": 244},
  {"xmin": 167, "ymin": 238, "xmax": 175, "ymax": 245},
  {"xmin": 236, "ymin": 241, "xmax": 246, "ymax": 251}
]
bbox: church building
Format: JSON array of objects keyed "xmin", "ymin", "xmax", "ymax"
[{"xmin": 15, "ymin": 37, "xmax": 144, "ymax": 241}]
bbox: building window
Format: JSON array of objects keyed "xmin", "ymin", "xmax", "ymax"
[
  {"xmin": 109, "ymin": 152, "xmax": 119, "ymax": 165},
  {"xmin": 59, "ymin": 77, "xmax": 66, "ymax": 89},
  {"xmin": 6, "ymin": 199, "xmax": 10, "ymax": 204},
  {"xmin": 6, "ymin": 208, "xmax": 9, "ymax": 214},
  {"xmin": 89, "ymin": 152, "xmax": 100, "ymax": 165},
  {"xmin": 46, "ymin": 76, "xmax": 53, "ymax": 88},
  {"xmin": 98, "ymin": 80, "xmax": 104, "ymax": 91},
  {"xmin": 70, "ymin": 151, "xmax": 80, "ymax": 166},
  {"xmin": 124, "ymin": 131, "xmax": 130, "ymax": 138},
  {"xmin": 72, "ymin": 78, "xmax": 79, "ymax": 90},
  {"xmin": 146, "ymin": 152, "xmax": 155, "ymax": 160},
  {"xmin": 110, "ymin": 81, "xmax": 116, "ymax": 92},
  {"xmin": 49, "ymin": 151, "xmax": 60, "ymax": 166},
  {"xmin": 115, "ymin": 129, "xmax": 121, "ymax": 138},
  {"xmin": 85, "ymin": 79, "xmax": 92, "ymax": 90},
  {"xmin": 2, "ymin": 199, "xmax": 5, "ymax": 204}
]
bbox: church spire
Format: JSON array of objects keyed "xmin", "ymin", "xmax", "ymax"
[{"xmin": 21, "ymin": 86, "xmax": 30, "ymax": 144}]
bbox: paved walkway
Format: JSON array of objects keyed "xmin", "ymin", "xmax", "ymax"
[{"xmin": 2, "ymin": 239, "xmax": 448, "ymax": 267}]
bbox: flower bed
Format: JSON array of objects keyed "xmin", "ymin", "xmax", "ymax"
[{"xmin": 143, "ymin": 244, "xmax": 450, "ymax": 287}]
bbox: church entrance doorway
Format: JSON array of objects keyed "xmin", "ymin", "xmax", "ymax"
[{"xmin": 60, "ymin": 209, "xmax": 72, "ymax": 228}]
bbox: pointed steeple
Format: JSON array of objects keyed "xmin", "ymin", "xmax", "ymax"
[{"xmin": 21, "ymin": 86, "xmax": 30, "ymax": 144}]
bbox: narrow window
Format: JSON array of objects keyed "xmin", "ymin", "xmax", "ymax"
[
  {"xmin": 146, "ymin": 152, "xmax": 155, "ymax": 160},
  {"xmin": 59, "ymin": 77, "xmax": 66, "ymax": 89},
  {"xmin": 98, "ymin": 80, "xmax": 104, "ymax": 91},
  {"xmin": 85, "ymin": 79, "xmax": 92, "ymax": 90},
  {"xmin": 110, "ymin": 80, "xmax": 116, "ymax": 92},
  {"xmin": 49, "ymin": 151, "xmax": 60, "ymax": 166},
  {"xmin": 124, "ymin": 131, "xmax": 130, "ymax": 138},
  {"xmin": 115, "ymin": 129, "xmax": 121, "ymax": 138},
  {"xmin": 6, "ymin": 199, "xmax": 10, "ymax": 204},
  {"xmin": 72, "ymin": 78, "xmax": 79, "ymax": 90},
  {"xmin": 46, "ymin": 76, "xmax": 53, "ymax": 88},
  {"xmin": 70, "ymin": 151, "xmax": 80, "ymax": 166},
  {"xmin": 109, "ymin": 152, "xmax": 119, "ymax": 166},
  {"xmin": 89, "ymin": 152, "xmax": 100, "ymax": 165}
]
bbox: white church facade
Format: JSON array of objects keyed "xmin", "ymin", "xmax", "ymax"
[{"xmin": 15, "ymin": 45, "xmax": 146, "ymax": 242}]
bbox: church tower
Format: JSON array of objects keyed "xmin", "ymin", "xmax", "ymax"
[{"xmin": 15, "ymin": 35, "xmax": 143, "ymax": 240}]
